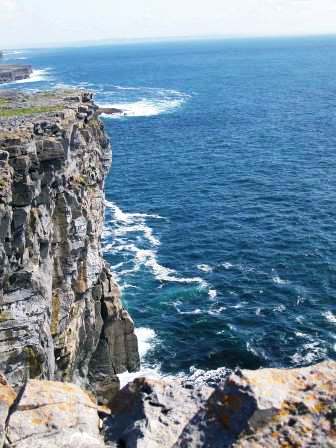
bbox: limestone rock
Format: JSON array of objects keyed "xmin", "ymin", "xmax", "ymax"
[
  {"xmin": 0, "ymin": 373, "xmax": 16, "ymax": 448},
  {"xmin": 103, "ymin": 377, "xmax": 215, "ymax": 448},
  {"xmin": 0, "ymin": 65, "xmax": 32, "ymax": 84},
  {"xmin": 0, "ymin": 90, "xmax": 139, "ymax": 399},
  {"xmin": 6, "ymin": 379, "xmax": 104, "ymax": 447},
  {"xmin": 103, "ymin": 360, "xmax": 336, "ymax": 447},
  {"xmin": 234, "ymin": 360, "xmax": 336, "ymax": 447}
]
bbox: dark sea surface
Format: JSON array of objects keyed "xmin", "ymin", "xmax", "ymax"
[{"xmin": 2, "ymin": 36, "xmax": 336, "ymax": 378}]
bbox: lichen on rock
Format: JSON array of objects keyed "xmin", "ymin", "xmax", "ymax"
[{"xmin": 102, "ymin": 360, "xmax": 336, "ymax": 447}]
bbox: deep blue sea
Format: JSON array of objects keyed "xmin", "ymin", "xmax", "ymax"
[{"xmin": 2, "ymin": 36, "xmax": 336, "ymax": 379}]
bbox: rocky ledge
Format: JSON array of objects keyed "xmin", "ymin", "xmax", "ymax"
[
  {"xmin": 0, "ymin": 360, "xmax": 334, "ymax": 447},
  {"xmin": 0, "ymin": 90, "xmax": 140, "ymax": 405},
  {"xmin": 0, "ymin": 65, "xmax": 32, "ymax": 84},
  {"xmin": 0, "ymin": 89, "xmax": 335, "ymax": 447}
]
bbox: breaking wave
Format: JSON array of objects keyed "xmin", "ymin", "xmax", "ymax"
[
  {"xmin": 0, "ymin": 69, "xmax": 51, "ymax": 86},
  {"xmin": 118, "ymin": 327, "xmax": 161, "ymax": 388},
  {"xmin": 104, "ymin": 200, "xmax": 207, "ymax": 287},
  {"xmin": 98, "ymin": 86, "xmax": 190, "ymax": 118}
]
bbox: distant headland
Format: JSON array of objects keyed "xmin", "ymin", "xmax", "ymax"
[
  {"xmin": 0, "ymin": 64, "xmax": 33, "ymax": 84},
  {"xmin": 0, "ymin": 51, "xmax": 32, "ymax": 84}
]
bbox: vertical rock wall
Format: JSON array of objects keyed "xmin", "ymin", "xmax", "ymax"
[{"xmin": 0, "ymin": 91, "xmax": 139, "ymax": 401}]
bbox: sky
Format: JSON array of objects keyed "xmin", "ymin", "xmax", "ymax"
[{"xmin": 0, "ymin": 0, "xmax": 336, "ymax": 48}]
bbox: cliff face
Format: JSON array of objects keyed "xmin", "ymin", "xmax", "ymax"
[
  {"xmin": 0, "ymin": 90, "xmax": 139, "ymax": 401},
  {"xmin": 0, "ymin": 65, "xmax": 32, "ymax": 84}
]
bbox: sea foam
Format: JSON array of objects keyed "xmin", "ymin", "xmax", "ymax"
[
  {"xmin": 104, "ymin": 200, "xmax": 207, "ymax": 287},
  {"xmin": 118, "ymin": 327, "xmax": 161, "ymax": 388},
  {"xmin": 0, "ymin": 69, "xmax": 51, "ymax": 86},
  {"xmin": 98, "ymin": 86, "xmax": 190, "ymax": 118}
]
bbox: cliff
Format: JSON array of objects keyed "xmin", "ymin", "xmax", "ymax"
[
  {"xmin": 0, "ymin": 65, "xmax": 32, "ymax": 84},
  {"xmin": 0, "ymin": 89, "xmax": 140, "ymax": 403},
  {"xmin": 0, "ymin": 89, "xmax": 334, "ymax": 447}
]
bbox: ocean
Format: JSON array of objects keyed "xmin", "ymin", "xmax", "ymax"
[{"xmin": 2, "ymin": 36, "xmax": 336, "ymax": 380}]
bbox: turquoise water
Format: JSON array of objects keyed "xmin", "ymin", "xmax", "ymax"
[{"xmin": 2, "ymin": 36, "xmax": 336, "ymax": 376}]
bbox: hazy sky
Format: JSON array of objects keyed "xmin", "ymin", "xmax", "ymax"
[{"xmin": 1, "ymin": 0, "xmax": 336, "ymax": 48}]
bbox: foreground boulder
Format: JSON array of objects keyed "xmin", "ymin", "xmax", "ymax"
[
  {"xmin": 6, "ymin": 379, "xmax": 105, "ymax": 448},
  {"xmin": 0, "ymin": 374, "xmax": 16, "ymax": 447},
  {"xmin": 103, "ymin": 360, "xmax": 336, "ymax": 447}
]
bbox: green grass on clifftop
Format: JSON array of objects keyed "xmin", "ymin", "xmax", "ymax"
[{"xmin": 0, "ymin": 105, "xmax": 63, "ymax": 118}]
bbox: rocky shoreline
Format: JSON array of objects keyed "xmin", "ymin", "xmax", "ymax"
[
  {"xmin": 0, "ymin": 65, "xmax": 32, "ymax": 84},
  {"xmin": 0, "ymin": 89, "xmax": 335, "ymax": 447}
]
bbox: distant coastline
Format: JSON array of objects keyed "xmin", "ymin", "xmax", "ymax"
[{"xmin": 0, "ymin": 63, "xmax": 32, "ymax": 84}]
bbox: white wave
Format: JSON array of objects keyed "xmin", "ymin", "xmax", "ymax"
[
  {"xmin": 272, "ymin": 275, "xmax": 289, "ymax": 285},
  {"xmin": 104, "ymin": 201, "xmax": 207, "ymax": 286},
  {"xmin": 136, "ymin": 327, "xmax": 156, "ymax": 358},
  {"xmin": 110, "ymin": 261, "xmax": 125, "ymax": 270},
  {"xmin": 291, "ymin": 341, "xmax": 326, "ymax": 365},
  {"xmin": 0, "ymin": 69, "xmax": 51, "ymax": 87},
  {"xmin": 100, "ymin": 97, "xmax": 185, "ymax": 118},
  {"xmin": 208, "ymin": 306, "xmax": 226, "ymax": 316},
  {"xmin": 246, "ymin": 342, "xmax": 259, "ymax": 357},
  {"xmin": 113, "ymin": 223, "xmax": 160, "ymax": 247},
  {"xmin": 105, "ymin": 200, "xmax": 165, "ymax": 222},
  {"xmin": 3, "ymin": 50, "xmax": 24, "ymax": 55},
  {"xmin": 208, "ymin": 289, "xmax": 217, "ymax": 300},
  {"xmin": 197, "ymin": 264, "xmax": 213, "ymax": 273},
  {"xmin": 324, "ymin": 311, "xmax": 336, "ymax": 324},
  {"xmin": 105, "ymin": 235, "xmax": 205, "ymax": 286},
  {"xmin": 112, "ymin": 85, "xmax": 185, "ymax": 96},
  {"xmin": 273, "ymin": 304, "xmax": 286, "ymax": 312},
  {"xmin": 183, "ymin": 365, "xmax": 230, "ymax": 388},
  {"xmin": 222, "ymin": 262, "xmax": 233, "ymax": 269},
  {"xmin": 118, "ymin": 327, "xmax": 162, "ymax": 388},
  {"xmin": 16, "ymin": 69, "xmax": 50, "ymax": 84},
  {"xmin": 296, "ymin": 296, "xmax": 305, "ymax": 305},
  {"xmin": 175, "ymin": 305, "xmax": 203, "ymax": 315},
  {"xmin": 104, "ymin": 201, "xmax": 163, "ymax": 247},
  {"xmin": 135, "ymin": 248, "xmax": 206, "ymax": 286},
  {"xmin": 98, "ymin": 86, "xmax": 190, "ymax": 119},
  {"xmin": 120, "ymin": 283, "xmax": 139, "ymax": 291},
  {"xmin": 295, "ymin": 331, "xmax": 309, "ymax": 338},
  {"xmin": 118, "ymin": 365, "xmax": 162, "ymax": 389},
  {"xmin": 230, "ymin": 302, "xmax": 248, "ymax": 309}
]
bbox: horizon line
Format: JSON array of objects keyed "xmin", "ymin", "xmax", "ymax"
[{"xmin": 3, "ymin": 31, "xmax": 336, "ymax": 51}]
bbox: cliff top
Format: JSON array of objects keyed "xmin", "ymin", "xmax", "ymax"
[
  {"xmin": 0, "ymin": 64, "xmax": 31, "ymax": 70},
  {"xmin": 0, "ymin": 89, "xmax": 97, "ymax": 135}
]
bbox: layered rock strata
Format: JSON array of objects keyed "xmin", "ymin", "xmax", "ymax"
[
  {"xmin": 0, "ymin": 66, "xmax": 32, "ymax": 84},
  {"xmin": 0, "ymin": 90, "xmax": 139, "ymax": 402}
]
